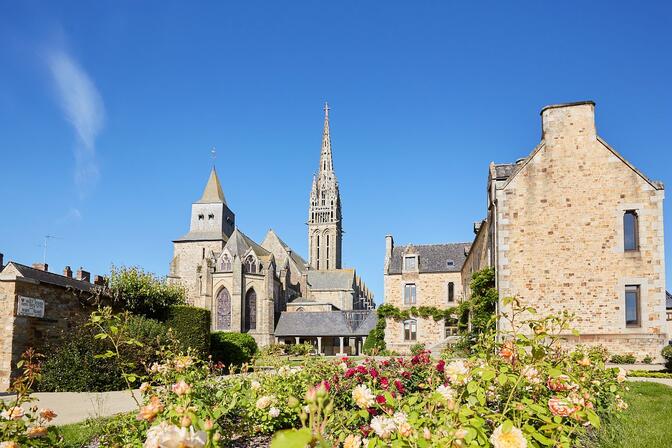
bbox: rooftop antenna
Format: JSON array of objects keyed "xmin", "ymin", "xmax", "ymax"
[{"xmin": 41, "ymin": 235, "xmax": 62, "ymax": 265}]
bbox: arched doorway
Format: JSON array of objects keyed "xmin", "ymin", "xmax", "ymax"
[
  {"xmin": 215, "ymin": 287, "xmax": 231, "ymax": 330},
  {"xmin": 244, "ymin": 288, "xmax": 257, "ymax": 331}
]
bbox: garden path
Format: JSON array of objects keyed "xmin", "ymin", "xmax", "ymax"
[{"xmin": 0, "ymin": 389, "xmax": 140, "ymax": 426}]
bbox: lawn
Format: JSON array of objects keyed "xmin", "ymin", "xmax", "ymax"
[{"xmin": 582, "ymin": 381, "xmax": 672, "ymax": 448}]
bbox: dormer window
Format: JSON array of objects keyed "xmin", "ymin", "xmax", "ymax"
[
  {"xmin": 447, "ymin": 260, "xmax": 455, "ymax": 267},
  {"xmin": 403, "ymin": 255, "xmax": 418, "ymax": 271}
]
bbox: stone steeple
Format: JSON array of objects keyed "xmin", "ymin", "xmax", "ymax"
[
  {"xmin": 308, "ymin": 103, "xmax": 342, "ymax": 270},
  {"xmin": 197, "ymin": 167, "xmax": 226, "ymax": 204}
]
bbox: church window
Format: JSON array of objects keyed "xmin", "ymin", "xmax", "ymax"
[
  {"xmin": 244, "ymin": 288, "xmax": 257, "ymax": 331},
  {"xmin": 202, "ymin": 248, "xmax": 206, "ymax": 259},
  {"xmin": 215, "ymin": 287, "xmax": 231, "ymax": 330},
  {"xmin": 198, "ymin": 214, "xmax": 204, "ymax": 220},
  {"xmin": 625, "ymin": 285, "xmax": 640, "ymax": 327},
  {"xmin": 624, "ymin": 210, "xmax": 639, "ymax": 251},
  {"xmin": 326, "ymin": 235, "xmax": 330, "ymax": 269},
  {"xmin": 208, "ymin": 213, "xmax": 214, "ymax": 220},
  {"xmin": 296, "ymin": 307, "xmax": 305, "ymax": 312},
  {"xmin": 221, "ymin": 255, "xmax": 232, "ymax": 272},
  {"xmin": 403, "ymin": 319, "xmax": 417, "ymax": 341},
  {"xmin": 244, "ymin": 255, "xmax": 257, "ymax": 274},
  {"xmin": 448, "ymin": 282, "xmax": 455, "ymax": 302},
  {"xmin": 316, "ymin": 235, "xmax": 320, "ymax": 269},
  {"xmin": 404, "ymin": 283, "xmax": 416, "ymax": 305},
  {"xmin": 403, "ymin": 255, "xmax": 417, "ymax": 271}
]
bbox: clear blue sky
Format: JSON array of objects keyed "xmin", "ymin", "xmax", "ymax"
[{"xmin": 1, "ymin": 1, "xmax": 671, "ymax": 302}]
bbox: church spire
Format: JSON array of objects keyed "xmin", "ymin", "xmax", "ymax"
[
  {"xmin": 319, "ymin": 102, "xmax": 333, "ymax": 173},
  {"xmin": 197, "ymin": 167, "xmax": 226, "ymax": 204}
]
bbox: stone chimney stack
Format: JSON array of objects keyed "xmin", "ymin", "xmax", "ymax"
[
  {"xmin": 541, "ymin": 101, "xmax": 596, "ymax": 143},
  {"xmin": 76, "ymin": 267, "xmax": 91, "ymax": 282},
  {"xmin": 63, "ymin": 266, "xmax": 73, "ymax": 278},
  {"xmin": 32, "ymin": 263, "xmax": 48, "ymax": 272},
  {"xmin": 0, "ymin": 253, "xmax": 4, "ymax": 270},
  {"xmin": 384, "ymin": 234, "xmax": 394, "ymax": 274},
  {"xmin": 93, "ymin": 275, "xmax": 106, "ymax": 286}
]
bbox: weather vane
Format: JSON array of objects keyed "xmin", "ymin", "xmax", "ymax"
[{"xmin": 211, "ymin": 147, "xmax": 216, "ymax": 166}]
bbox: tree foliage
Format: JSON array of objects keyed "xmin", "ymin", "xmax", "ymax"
[
  {"xmin": 458, "ymin": 267, "xmax": 498, "ymax": 336},
  {"xmin": 109, "ymin": 265, "xmax": 185, "ymax": 318}
]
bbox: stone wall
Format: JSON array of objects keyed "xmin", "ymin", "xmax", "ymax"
[
  {"xmin": 170, "ymin": 240, "xmax": 224, "ymax": 304},
  {"xmin": 495, "ymin": 102, "xmax": 667, "ymax": 360},
  {"xmin": 383, "ymin": 271, "xmax": 462, "ymax": 353}
]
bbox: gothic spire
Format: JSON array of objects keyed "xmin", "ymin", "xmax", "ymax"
[
  {"xmin": 197, "ymin": 167, "xmax": 226, "ymax": 204},
  {"xmin": 319, "ymin": 102, "xmax": 333, "ymax": 173}
]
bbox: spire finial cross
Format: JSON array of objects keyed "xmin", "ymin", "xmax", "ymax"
[
  {"xmin": 210, "ymin": 147, "xmax": 216, "ymax": 165},
  {"xmin": 324, "ymin": 101, "xmax": 330, "ymax": 116}
]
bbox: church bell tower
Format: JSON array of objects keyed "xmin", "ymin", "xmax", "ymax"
[{"xmin": 308, "ymin": 103, "xmax": 342, "ymax": 270}]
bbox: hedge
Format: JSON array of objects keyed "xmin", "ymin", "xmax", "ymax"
[
  {"xmin": 164, "ymin": 305, "xmax": 211, "ymax": 358},
  {"xmin": 210, "ymin": 332, "xmax": 258, "ymax": 369}
]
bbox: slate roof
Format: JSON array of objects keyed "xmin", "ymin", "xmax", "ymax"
[
  {"xmin": 195, "ymin": 167, "xmax": 226, "ymax": 204},
  {"xmin": 307, "ymin": 269, "xmax": 355, "ymax": 290},
  {"xmin": 388, "ymin": 243, "xmax": 471, "ymax": 274},
  {"xmin": 274, "ymin": 310, "xmax": 377, "ymax": 337},
  {"xmin": 667, "ymin": 291, "xmax": 672, "ymax": 309},
  {"xmin": 2, "ymin": 262, "xmax": 96, "ymax": 292},
  {"xmin": 261, "ymin": 230, "xmax": 307, "ymax": 274},
  {"xmin": 174, "ymin": 231, "xmax": 230, "ymax": 243},
  {"xmin": 224, "ymin": 228, "xmax": 271, "ymax": 259}
]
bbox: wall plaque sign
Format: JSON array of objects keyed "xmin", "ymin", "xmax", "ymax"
[{"xmin": 17, "ymin": 296, "xmax": 45, "ymax": 318}]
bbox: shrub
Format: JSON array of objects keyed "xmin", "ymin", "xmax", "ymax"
[
  {"xmin": 363, "ymin": 316, "xmax": 386, "ymax": 355},
  {"xmin": 642, "ymin": 355, "xmax": 653, "ymax": 364},
  {"xmin": 610, "ymin": 353, "xmax": 637, "ymax": 364},
  {"xmin": 109, "ymin": 265, "xmax": 185, "ymax": 318},
  {"xmin": 164, "ymin": 305, "xmax": 210, "ymax": 358},
  {"xmin": 287, "ymin": 342, "xmax": 314, "ymax": 356},
  {"xmin": 662, "ymin": 345, "xmax": 672, "ymax": 371},
  {"xmin": 409, "ymin": 343, "xmax": 426, "ymax": 355},
  {"xmin": 38, "ymin": 314, "xmax": 171, "ymax": 392},
  {"xmin": 210, "ymin": 332, "xmax": 258, "ymax": 369}
]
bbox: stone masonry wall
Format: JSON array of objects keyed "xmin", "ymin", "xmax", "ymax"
[
  {"xmin": 496, "ymin": 103, "xmax": 667, "ymax": 360},
  {"xmin": 384, "ymin": 271, "xmax": 462, "ymax": 353}
]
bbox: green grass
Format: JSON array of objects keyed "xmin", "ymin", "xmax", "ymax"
[
  {"xmin": 584, "ymin": 381, "xmax": 672, "ymax": 448},
  {"xmin": 53, "ymin": 416, "xmax": 112, "ymax": 448}
]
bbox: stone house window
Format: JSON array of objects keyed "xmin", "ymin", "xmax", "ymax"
[
  {"xmin": 403, "ymin": 283, "xmax": 416, "ymax": 305},
  {"xmin": 625, "ymin": 285, "xmax": 640, "ymax": 327},
  {"xmin": 447, "ymin": 282, "xmax": 455, "ymax": 303},
  {"xmin": 403, "ymin": 319, "xmax": 417, "ymax": 341},
  {"xmin": 403, "ymin": 255, "xmax": 418, "ymax": 271},
  {"xmin": 623, "ymin": 210, "xmax": 639, "ymax": 251}
]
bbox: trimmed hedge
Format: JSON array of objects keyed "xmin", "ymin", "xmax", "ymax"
[
  {"xmin": 210, "ymin": 332, "xmax": 258, "ymax": 369},
  {"xmin": 164, "ymin": 305, "xmax": 211, "ymax": 358}
]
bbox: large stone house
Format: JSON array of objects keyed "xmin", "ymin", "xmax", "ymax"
[
  {"xmin": 0, "ymin": 258, "xmax": 108, "ymax": 391},
  {"xmin": 385, "ymin": 101, "xmax": 667, "ymax": 359},
  {"xmin": 168, "ymin": 105, "xmax": 374, "ymax": 352}
]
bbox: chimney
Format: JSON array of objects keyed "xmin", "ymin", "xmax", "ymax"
[
  {"xmin": 540, "ymin": 101, "xmax": 596, "ymax": 142},
  {"xmin": 0, "ymin": 253, "xmax": 4, "ymax": 270},
  {"xmin": 32, "ymin": 263, "xmax": 48, "ymax": 272},
  {"xmin": 93, "ymin": 275, "xmax": 106, "ymax": 286},
  {"xmin": 384, "ymin": 235, "xmax": 394, "ymax": 274},
  {"xmin": 76, "ymin": 267, "xmax": 91, "ymax": 282},
  {"xmin": 63, "ymin": 266, "xmax": 72, "ymax": 278}
]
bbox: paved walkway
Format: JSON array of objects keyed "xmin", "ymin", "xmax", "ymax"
[{"xmin": 1, "ymin": 389, "xmax": 140, "ymax": 426}]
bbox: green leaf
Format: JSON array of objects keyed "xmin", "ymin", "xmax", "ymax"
[
  {"xmin": 359, "ymin": 409, "xmax": 369, "ymax": 419},
  {"xmin": 467, "ymin": 381, "xmax": 478, "ymax": 393},
  {"xmin": 586, "ymin": 409, "xmax": 600, "ymax": 428},
  {"xmin": 497, "ymin": 373, "xmax": 508, "ymax": 385},
  {"xmin": 94, "ymin": 333, "xmax": 108, "ymax": 340},
  {"xmin": 531, "ymin": 431, "xmax": 555, "ymax": 446},
  {"xmin": 270, "ymin": 428, "xmax": 313, "ymax": 448},
  {"xmin": 502, "ymin": 420, "xmax": 513, "ymax": 433}
]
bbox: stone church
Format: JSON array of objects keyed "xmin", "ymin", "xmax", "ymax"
[
  {"xmin": 168, "ymin": 105, "xmax": 375, "ymax": 350},
  {"xmin": 384, "ymin": 101, "xmax": 668, "ymax": 360}
]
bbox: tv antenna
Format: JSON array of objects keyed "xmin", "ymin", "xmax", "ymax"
[{"xmin": 40, "ymin": 235, "xmax": 62, "ymax": 265}]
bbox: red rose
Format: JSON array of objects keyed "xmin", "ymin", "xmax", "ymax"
[
  {"xmin": 360, "ymin": 425, "xmax": 372, "ymax": 437},
  {"xmin": 402, "ymin": 371, "xmax": 411, "ymax": 379},
  {"xmin": 376, "ymin": 395, "xmax": 386, "ymax": 404},
  {"xmin": 380, "ymin": 377, "xmax": 390, "ymax": 389},
  {"xmin": 436, "ymin": 360, "xmax": 446, "ymax": 373},
  {"xmin": 369, "ymin": 368, "xmax": 379, "ymax": 378},
  {"xmin": 394, "ymin": 379, "xmax": 405, "ymax": 394},
  {"xmin": 345, "ymin": 368, "xmax": 355, "ymax": 378}
]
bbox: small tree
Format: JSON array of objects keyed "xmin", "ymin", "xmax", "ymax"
[
  {"xmin": 109, "ymin": 265, "xmax": 185, "ymax": 318},
  {"xmin": 459, "ymin": 267, "xmax": 498, "ymax": 336}
]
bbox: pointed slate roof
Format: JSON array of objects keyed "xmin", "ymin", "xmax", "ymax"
[
  {"xmin": 261, "ymin": 229, "xmax": 308, "ymax": 274},
  {"xmin": 224, "ymin": 228, "xmax": 271, "ymax": 259},
  {"xmin": 196, "ymin": 167, "xmax": 226, "ymax": 204}
]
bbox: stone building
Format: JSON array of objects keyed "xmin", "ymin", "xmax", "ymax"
[
  {"xmin": 382, "ymin": 237, "xmax": 470, "ymax": 353},
  {"xmin": 385, "ymin": 101, "xmax": 667, "ymax": 358},
  {"xmin": 0, "ymin": 257, "xmax": 108, "ymax": 391},
  {"xmin": 169, "ymin": 104, "xmax": 374, "ymax": 350}
]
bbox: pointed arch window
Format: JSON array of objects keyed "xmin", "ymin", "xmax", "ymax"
[
  {"xmin": 244, "ymin": 255, "xmax": 257, "ymax": 274},
  {"xmin": 215, "ymin": 287, "xmax": 231, "ymax": 330},
  {"xmin": 244, "ymin": 288, "xmax": 257, "ymax": 331},
  {"xmin": 220, "ymin": 254, "xmax": 232, "ymax": 272}
]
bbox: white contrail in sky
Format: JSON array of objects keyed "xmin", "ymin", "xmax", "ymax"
[{"xmin": 46, "ymin": 49, "xmax": 105, "ymax": 194}]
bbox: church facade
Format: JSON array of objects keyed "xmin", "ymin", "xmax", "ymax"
[{"xmin": 168, "ymin": 105, "xmax": 374, "ymax": 349}]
